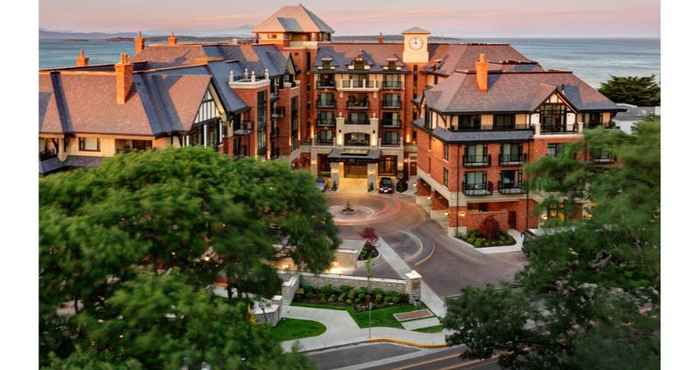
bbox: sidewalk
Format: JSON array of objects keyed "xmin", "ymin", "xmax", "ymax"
[{"xmin": 281, "ymin": 305, "xmax": 446, "ymax": 352}]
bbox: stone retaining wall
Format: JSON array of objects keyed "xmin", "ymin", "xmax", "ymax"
[{"xmin": 296, "ymin": 272, "xmax": 408, "ymax": 294}]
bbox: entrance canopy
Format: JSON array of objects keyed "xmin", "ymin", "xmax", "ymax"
[{"xmin": 327, "ymin": 148, "xmax": 380, "ymax": 163}]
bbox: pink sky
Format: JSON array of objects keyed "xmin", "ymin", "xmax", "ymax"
[{"xmin": 40, "ymin": 0, "xmax": 659, "ymax": 37}]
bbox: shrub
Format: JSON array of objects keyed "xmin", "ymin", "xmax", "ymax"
[
  {"xmin": 391, "ymin": 296, "xmax": 400, "ymax": 304},
  {"xmin": 328, "ymin": 294, "xmax": 336, "ymax": 303},
  {"xmin": 339, "ymin": 285, "xmax": 353, "ymax": 293},
  {"xmin": 374, "ymin": 294, "xmax": 383, "ymax": 304},
  {"xmin": 320, "ymin": 284, "xmax": 336, "ymax": 296},
  {"xmin": 346, "ymin": 299, "xmax": 353, "ymax": 305},
  {"xmin": 479, "ymin": 216, "xmax": 501, "ymax": 241}
]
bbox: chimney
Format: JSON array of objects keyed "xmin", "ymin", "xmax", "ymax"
[
  {"xmin": 75, "ymin": 49, "xmax": 89, "ymax": 67},
  {"xmin": 134, "ymin": 31, "xmax": 145, "ymax": 54},
  {"xmin": 115, "ymin": 52, "xmax": 133, "ymax": 105},
  {"xmin": 475, "ymin": 53, "xmax": 488, "ymax": 91},
  {"xmin": 378, "ymin": 33, "xmax": 384, "ymax": 44},
  {"xmin": 168, "ymin": 32, "xmax": 177, "ymax": 45}
]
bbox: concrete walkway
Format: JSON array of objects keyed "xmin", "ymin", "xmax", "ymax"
[{"xmin": 281, "ymin": 306, "xmax": 446, "ymax": 352}]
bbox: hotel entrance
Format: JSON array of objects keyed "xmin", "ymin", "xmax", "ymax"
[{"xmin": 344, "ymin": 162, "xmax": 367, "ymax": 178}]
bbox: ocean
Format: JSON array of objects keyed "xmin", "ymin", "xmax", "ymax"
[{"xmin": 39, "ymin": 38, "xmax": 660, "ymax": 88}]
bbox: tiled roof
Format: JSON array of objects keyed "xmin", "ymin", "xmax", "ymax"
[
  {"xmin": 424, "ymin": 71, "xmax": 622, "ymax": 113},
  {"xmin": 424, "ymin": 44, "xmax": 539, "ymax": 75},
  {"xmin": 402, "ymin": 27, "xmax": 431, "ymax": 34},
  {"xmin": 40, "ymin": 156, "xmax": 103, "ymax": 175},
  {"xmin": 134, "ymin": 44, "xmax": 290, "ymax": 78},
  {"xmin": 39, "ymin": 69, "xmax": 214, "ymax": 136},
  {"xmin": 413, "ymin": 118, "xmax": 534, "ymax": 143},
  {"xmin": 315, "ymin": 43, "xmax": 405, "ymax": 72},
  {"xmin": 314, "ymin": 42, "xmax": 539, "ymax": 75},
  {"xmin": 253, "ymin": 4, "xmax": 334, "ymax": 33}
]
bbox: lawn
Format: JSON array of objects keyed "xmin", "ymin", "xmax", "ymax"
[
  {"xmin": 291, "ymin": 302, "xmax": 419, "ymax": 328},
  {"xmin": 268, "ymin": 318, "xmax": 326, "ymax": 342},
  {"xmin": 414, "ymin": 325, "xmax": 444, "ymax": 333}
]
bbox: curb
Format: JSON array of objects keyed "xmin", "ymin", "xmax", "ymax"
[{"xmin": 367, "ymin": 337, "xmax": 448, "ymax": 349}]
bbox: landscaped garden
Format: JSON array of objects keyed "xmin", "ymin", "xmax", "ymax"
[
  {"xmin": 292, "ymin": 284, "xmax": 421, "ymax": 328},
  {"xmin": 456, "ymin": 215, "xmax": 516, "ymax": 247},
  {"xmin": 268, "ymin": 318, "xmax": 327, "ymax": 342}
]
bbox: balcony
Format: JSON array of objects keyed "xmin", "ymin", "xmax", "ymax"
[
  {"xmin": 463, "ymin": 181, "xmax": 493, "ymax": 196},
  {"xmin": 499, "ymin": 152, "xmax": 527, "ymax": 165},
  {"xmin": 314, "ymin": 136, "xmax": 336, "ymax": 146},
  {"xmin": 463, "ymin": 154, "xmax": 491, "ymax": 167},
  {"xmin": 317, "ymin": 100, "xmax": 336, "ymax": 109},
  {"xmin": 591, "ymin": 151, "xmax": 615, "ymax": 164},
  {"xmin": 347, "ymin": 117, "xmax": 370, "ymax": 125},
  {"xmin": 381, "ymin": 138, "xmax": 401, "ymax": 147},
  {"xmin": 381, "ymin": 119, "xmax": 401, "ymax": 127},
  {"xmin": 540, "ymin": 122, "xmax": 580, "ymax": 135},
  {"xmin": 340, "ymin": 79, "xmax": 379, "ymax": 91},
  {"xmin": 346, "ymin": 101, "xmax": 369, "ymax": 110},
  {"xmin": 317, "ymin": 81, "xmax": 336, "ymax": 89},
  {"xmin": 382, "ymin": 80, "xmax": 402, "ymax": 89},
  {"xmin": 382, "ymin": 100, "xmax": 401, "ymax": 109},
  {"xmin": 317, "ymin": 118, "xmax": 336, "ymax": 127},
  {"xmin": 498, "ymin": 181, "xmax": 526, "ymax": 195}
]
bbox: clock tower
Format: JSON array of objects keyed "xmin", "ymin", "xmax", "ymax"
[{"xmin": 402, "ymin": 27, "xmax": 430, "ymax": 64}]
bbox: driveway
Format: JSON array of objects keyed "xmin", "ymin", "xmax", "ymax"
[{"xmin": 326, "ymin": 193, "xmax": 526, "ymax": 298}]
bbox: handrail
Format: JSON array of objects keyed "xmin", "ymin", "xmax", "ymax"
[
  {"xmin": 463, "ymin": 154, "xmax": 491, "ymax": 167},
  {"xmin": 499, "ymin": 152, "xmax": 527, "ymax": 164},
  {"xmin": 462, "ymin": 181, "xmax": 493, "ymax": 196}
]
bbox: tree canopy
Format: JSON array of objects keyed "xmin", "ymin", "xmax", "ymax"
[
  {"xmin": 598, "ymin": 75, "xmax": 660, "ymax": 106},
  {"xmin": 444, "ymin": 118, "xmax": 660, "ymax": 370},
  {"xmin": 40, "ymin": 147, "xmax": 338, "ymax": 368}
]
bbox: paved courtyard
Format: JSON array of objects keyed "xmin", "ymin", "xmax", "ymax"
[{"xmin": 325, "ymin": 193, "xmax": 527, "ymax": 299}]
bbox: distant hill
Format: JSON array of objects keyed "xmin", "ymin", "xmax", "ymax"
[
  {"xmin": 40, "ymin": 28, "xmax": 254, "ymax": 41},
  {"xmin": 40, "ymin": 29, "xmax": 137, "ymax": 40}
]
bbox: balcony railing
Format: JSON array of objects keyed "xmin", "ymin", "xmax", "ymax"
[
  {"xmin": 382, "ymin": 80, "xmax": 402, "ymax": 89},
  {"xmin": 314, "ymin": 136, "xmax": 336, "ymax": 146},
  {"xmin": 346, "ymin": 101, "xmax": 369, "ymax": 109},
  {"xmin": 317, "ymin": 118, "xmax": 336, "ymax": 127},
  {"xmin": 271, "ymin": 106, "xmax": 285, "ymax": 119},
  {"xmin": 463, "ymin": 154, "xmax": 491, "ymax": 167},
  {"xmin": 382, "ymin": 100, "xmax": 401, "ymax": 109},
  {"xmin": 340, "ymin": 79, "xmax": 378, "ymax": 90},
  {"xmin": 498, "ymin": 181, "xmax": 526, "ymax": 195},
  {"xmin": 317, "ymin": 100, "xmax": 336, "ymax": 108},
  {"xmin": 382, "ymin": 119, "xmax": 401, "ymax": 127},
  {"xmin": 499, "ymin": 152, "xmax": 527, "ymax": 165},
  {"xmin": 233, "ymin": 121, "xmax": 252, "ymax": 135},
  {"xmin": 317, "ymin": 81, "xmax": 336, "ymax": 89},
  {"xmin": 541, "ymin": 122, "xmax": 580, "ymax": 134},
  {"xmin": 591, "ymin": 151, "xmax": 616, "ymax": 163},
  {"xmin": 347, "ymin": 117, "xmax": 370, "ymax": 125},
  {"xmin": 381, "ymin": 138, "xmax": 401, "ymax": 147},
  {"xmin": 463, "ymin": 181, "xmax": 493, "ymax": 196}
]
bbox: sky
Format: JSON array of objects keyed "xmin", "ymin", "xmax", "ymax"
[{"xmin": 39, "ymin": 0, "xmax": 660, "ymax": 38}]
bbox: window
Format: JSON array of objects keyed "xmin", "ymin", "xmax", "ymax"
[
  {"xmin": 291, "ymin": 96, "xmax": 299, "ymax": 149},
  {"xmin": 494, "ymin": 114, "xmax": 515, "ymax": 129},
  {"xmin": 382, "ymin": 112, "xmax": 400, "ymax": 126},
  {"xmin": 457, "ymin": 114, "xmax": 481, "ymax": 130},
  {"xmin": 443, "ymin": 143, "xmax": 449, "ymax": 160},
  {"xmin": 79, "ymin": 137, "xmax": 100, "ymax": 152},
  {"xmin": 587, "ymin": 112, "xmax": 602, "ymax": 128},
  {"xmin": 257, "ymin": 90, "xmax": 267, "ymax": 154},
  {"xmin": 318, "ymin": 111, "xmax": 335, "ymax": 125},
  {"xmin": 443, "ymin": 168, "xmax": 449, "ymax": 186},
  {"xmin": 547, "ymin": 143, "xmax": 562, "ymax": 157},
  {"xmin": 353, "ymin": 58, "xmax": 365, "ymax": 70},
  {"xmin": 382, "ymin": 131, "xmax": 400, "ymax": 146},
  {"xmin": 500, "ymin": 170, "xmax": 522, "ymax": 186},
  {"xmin": 116, "ymin": 139, "xmax": 152, "ymax": 153},
  {"xmin": 383, "ymin": 74, "xmax": 401, "ymax": 88},
  {"xmin": 348, "ymin": 111, "xmax": 369, "ymax": 125},
  {"xmin": 322, "ymin": 60, "xmax": 331, "ymax": 69},
  {"xmin": 465, "ymin": 144, "xmax": 488, "ymax": 164},
  {"xmin": 344, "ymin": 133, "xmax": 370, "ymax": 146},
  {"xmin": 379, "ymin": 155, "xmax": 397, "ymax": 176},
  {"xmin": 318, "ymin": 92, "xmax": 335, "ymax": 107},
  {"xmin": 540, "ymin": 103, "xmax": 567, "ymax": 132},
  {"xmin": 305, "ymin": 52, "xmax": 311, "ymax": 69},
  {"xmin": 464, "ymin": 172, "xmax": 487, "ymax": 191},
  {"xmin": 317, "ymin": 129, "xmax": 334, "ymax": 144},
  {"xmin": 500, "ymin": 143, "xmax": 523, "ymax": 162},
  {"xmin": 382, "ymin": 93, "xmax": 401, "ymax": 108}
]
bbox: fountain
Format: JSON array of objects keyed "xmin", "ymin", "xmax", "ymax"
[{"xmin": 341, "ymin": 200, "xmax": 355, "ymax": 215}]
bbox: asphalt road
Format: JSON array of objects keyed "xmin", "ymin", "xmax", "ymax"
[{"xmin": 306, "ymin": 343, "xmax": 501, "ymax": 370}]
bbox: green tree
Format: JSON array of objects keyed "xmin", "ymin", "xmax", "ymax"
[
  {"xmin": 40, "ymin": 147, "xmax": 336, "ymax": 368},
  {"xmin": 598, "ymin": 75, "xmax": 660, "ymax": 106},
  {"xmin": 45, "ymin": 272, "xmax": 313, "ymax": 369},
  {"xmin": 444, "ymin": 118, "xmax": 660, "ymax": 370}
]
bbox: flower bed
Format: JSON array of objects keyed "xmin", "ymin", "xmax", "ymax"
[
  {"xmin": 457, "ymin": 229, "xmax": 516, "ymax": 248},
  {"xmin": 294, "ymin": 284, "xmax": 409, "ymax": 312}
]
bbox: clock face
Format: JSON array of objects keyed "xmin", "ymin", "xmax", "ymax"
[{"xmin": 409, "ymin": 37, "xmax": 424, "ymax": 50}]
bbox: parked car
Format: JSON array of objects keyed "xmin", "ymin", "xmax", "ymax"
[{"xmin": 378, "ymin": 177, "xmax": 394, "ymax": 193}]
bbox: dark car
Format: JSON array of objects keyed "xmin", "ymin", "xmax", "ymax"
[{"xmin": 378, "ymin": 177, "xmax": 394, "ymax": 193}]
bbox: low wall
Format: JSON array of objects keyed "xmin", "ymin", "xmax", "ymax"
[
  {"xmin": 281, "ymin": 274, "xmax": 300, "ymax": 305},
  {"xmin": 464, "ymin": 210, "xmax": 509, "ymax": 232},
  {"xmin": 297, "ymin": 271, "xmax": 408, "ymax": 294}
]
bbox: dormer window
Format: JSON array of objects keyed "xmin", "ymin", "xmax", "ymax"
[
  {"xmin": 353, "ymin": 58, "xmax": 365, "ymax": 70},
  {"xmin": 388, "ymin": 60, "xmax": 396, "ymax": 69},
  {"xmin": 321, "ymin": 59, "xmax": 332, "ymax": 70},
  {"xmin": 457, "ymin": 114, "xmax": 481, "ymax": 131}
]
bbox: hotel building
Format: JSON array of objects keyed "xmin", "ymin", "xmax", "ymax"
[{"xmin": 38, "ymin": 4, "xmax": 623, "ymax": 233}]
